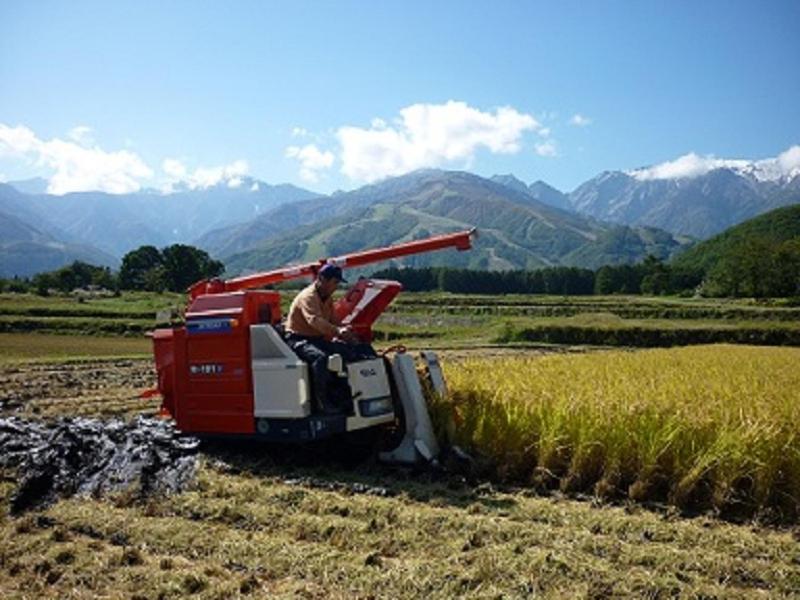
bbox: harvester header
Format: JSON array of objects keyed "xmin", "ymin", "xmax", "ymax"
[{"xmin": 188, "ymin": 228, "xmax": 477, "ymax": 299}]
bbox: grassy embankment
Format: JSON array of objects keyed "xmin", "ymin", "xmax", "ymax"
[
  {"xmin": 391, "ymin": 293, "xmax": 800, "ymax": 347},
  {"xmin": 2, "ymin": 291, "xmax": 799, "ymax": 354},
  {"xmin": 432, "ymin": 345, "xmax": 800, "ymax": 522}
]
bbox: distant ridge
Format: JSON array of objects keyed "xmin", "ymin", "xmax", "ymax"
[
  {"xmin": 216, "ymin": 169, "xmax": 688, "ymax": 275},
  {"xmin": 569, "ymin": 167, "xmax": 800, "ymax": 239},
  {"xmin": 0, "ymin": 178, "xmax": 318, "ymax": 277}
]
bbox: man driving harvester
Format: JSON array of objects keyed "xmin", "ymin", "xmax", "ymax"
[{"xmin": 285, "ymin": 264, "xmax": 376, "ymax": 414}]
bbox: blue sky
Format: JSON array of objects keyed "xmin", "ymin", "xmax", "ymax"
[{"xmin": 0, "ymin": 0, "xmax": 798, "ymax": 194}]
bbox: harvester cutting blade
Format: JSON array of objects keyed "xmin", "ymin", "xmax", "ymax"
[
  {"xmin": 379, "ymin": 352, "xmax": 441, "ymax": 465},
  {"xmin": 420, "ymin": 351, "xmax": 447, "ymax": 397}
]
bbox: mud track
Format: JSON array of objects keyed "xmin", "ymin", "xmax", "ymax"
[{"xmin": 0, "ymin": 416, "xmax": 199, "ymax": 514}]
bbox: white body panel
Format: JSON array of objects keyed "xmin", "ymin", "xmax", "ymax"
[
  {"xmin": 250, "ymin": 325, "xmax": 311, "ymax": 418},
  {"xmin": 345, "ymin": 358, "xmax": 395, "ymax": 430}
]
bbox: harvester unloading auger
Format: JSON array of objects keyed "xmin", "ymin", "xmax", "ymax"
[{"xmin": 151, "ymin": 228, "xmax": 477, "ymax": 464}]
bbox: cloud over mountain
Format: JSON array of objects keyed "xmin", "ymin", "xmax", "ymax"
[
  {"xmin": 628, "ymin": 146, "xmax": 800, "ymax": 182},
  {"xmin": 0, "ymin": 123, "xmax": 152, "ymax": 195},
  {"xmin": 285, "ymin": 144, "xmax": 335, "ymax": 182},
  {"xmin": 336, "ymin": 101, "xmax": 544, "ymax": 182},
  {"xmin": 162, "ymin": 158, "xmax": 250, "ymax": 191}
]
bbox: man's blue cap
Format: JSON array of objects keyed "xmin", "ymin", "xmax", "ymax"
[{"xmin": 318, "ymin": 263, "xmax": 347, "ymax": 282}]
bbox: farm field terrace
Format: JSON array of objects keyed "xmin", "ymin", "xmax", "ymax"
[{"xmin": 1, "ymin": 291, "xmax": 799, "ymax": 350}]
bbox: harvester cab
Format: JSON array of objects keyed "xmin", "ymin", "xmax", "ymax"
[{"xmin": 151, "ymin": 229, "xmax": 476, "ymax": 464}]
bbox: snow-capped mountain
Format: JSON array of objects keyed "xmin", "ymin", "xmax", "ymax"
[
  {"xmin": 570, "ymin": 147, "xmax": 800, "ymax": 238},
  {"xmin": 626, "ymin": 146, "xmax": 800, "ymax": 184}
]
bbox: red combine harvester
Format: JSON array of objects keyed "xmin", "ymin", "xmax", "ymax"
[{"xmin": 151, "ymin": 229, "xmax": 476, "ymax": 464}]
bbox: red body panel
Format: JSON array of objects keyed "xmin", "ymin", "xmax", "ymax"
[
  {"xmin": 153, "ymin": 291, "xmax": 281, "ymax": 435},
  {"xmin": 334, "ymin": 279, "xmax": 402, "ymax": 342}
]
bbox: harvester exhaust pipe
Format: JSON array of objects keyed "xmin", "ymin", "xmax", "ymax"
[{"xmin": 379, "ymin": 352, "xmax": 444, "ymax": 465}]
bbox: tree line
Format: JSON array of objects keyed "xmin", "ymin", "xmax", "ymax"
[
  {"xmin": 2, "ymin": 241, "xmax": 798, "ymax": 298},
  {"xmin": 371, "ymin": 257, "xmax": 707, "ymax": 296},
  {"xmin": 0, "ymin": 244, "xmax": 223, "ymax": 295},
  {"xmin": 371, "ymin": 245, "xmax": 800, "ymax": 297}
]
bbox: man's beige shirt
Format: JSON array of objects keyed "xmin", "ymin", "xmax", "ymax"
[{"xmin": 285, "ymin": 283, "xmax": 340, "ymax": 338}]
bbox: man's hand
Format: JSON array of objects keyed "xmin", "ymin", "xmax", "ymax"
[{"xmin": 336, "ymin": 326, "xmax": 359, "ymax": 343}]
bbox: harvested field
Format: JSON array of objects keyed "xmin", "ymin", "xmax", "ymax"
[
  {"xmin": 0, "ymin": 333, "xmax": 150, "ymax": 363},
  {"xmin": 0, "ymin": 357, "xmax": 155, "ymax": 419},
  {"xmin": 2, "ymin": 462, "xmax": 799, "ymax": 598}
]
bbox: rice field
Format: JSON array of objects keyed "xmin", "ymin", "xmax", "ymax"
[{"xmin": 432, "ymin": 344, "xmax": 800, "ymax": 521}]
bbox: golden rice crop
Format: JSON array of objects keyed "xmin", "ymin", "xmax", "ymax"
[{"xmin": 431, "ymin": 344, "xmax": 800, "ymax": 521}]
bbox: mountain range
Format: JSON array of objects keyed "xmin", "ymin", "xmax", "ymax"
[
  {"xmin": 1, "ymin": 155, "xmax": 798, "ymax": 278},
  {"xmin": 0, "ymin": 178, "xmax": 318, "ymax": 277},
  {"xmin": 210, "ymin": 170, "xmax": 688, "ymax": 275},
  {"xmin": 568, "ymin": 167, "xmax": 800, "ymax": 239}
]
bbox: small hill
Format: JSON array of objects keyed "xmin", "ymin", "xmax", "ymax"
[
  {"xmin": 6, "ymin": 177, "xmax": 49, "ymax": 195},
  {"xmin": 671, "ymin": 204, "xmax": 800, "ymax": 273},
  {"xmin": 490, "ymin": 175, "xmax": 572, "ymax": 211}
]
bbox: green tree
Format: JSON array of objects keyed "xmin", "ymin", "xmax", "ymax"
[
  {"xmin": 640, "ymin": 255, "xmax": 670, "ymax": 295},
  {"xmin": 771, "ymin": 240, "xmax": 800, "ymax": 296},
  {"xmin": 161, "ymin": 244, "xmax": 224, "ymax": 292},
  {"xmin": 119, "ymin": 246, "xmax": 164, "ymax": 290},
  {"xmin": 33, "ymin": 272, "xmax": 55, "ymax": 296},
  {"xmin": 594, "ymin": 266, "xmax": 615, "ymax": 294}
]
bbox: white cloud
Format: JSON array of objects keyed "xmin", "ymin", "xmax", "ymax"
[
  {"xmin": 291, "ymin": 127, "xmax": 309, "ymax": 138},
  {"xmin": 0, "ymin": 123, "xmax": 153, "ymax": 194},
  {"xmin": 336, "ymin": 100, "xmax": 542, "ymax": 182},
  {"xmin": 629, "ymin": 153, "xmax": 739, "ymax": 180},
  {"xmin": 629, "ymin": 146, "xmax": 800, "ymax": 182},
  {"xmin": 569, "ymin": 114, "xmax": 592, "ymax": 127},
  {"xmin": 777, "ymin": 145, "xmax": 800, "ymax": 173},
  {"xmin": 285, "ymin": 144, "xmax": 335, "ymax": 182},
  {"xmin": 67, "ymin": 125, "xmax": 94, "ymax": 146},
  {"xmin": 535, "ymin": 140, "xmax": 558, "ymax": 157},
  {"xmin": 250, "ymin": 182, "xmax": 260, "ymax": 192},
  {"xmin": 161, "ymin": 158, "xmax": 249, "ymax": 191},
  {"xmin": 162, "ymin": 158, "xmax": 187, "ymax": 180}
]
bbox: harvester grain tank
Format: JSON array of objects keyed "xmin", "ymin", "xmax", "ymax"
[{"xmin": 151, "ymin": 229, "xmax": 477, "ymax": 464}]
